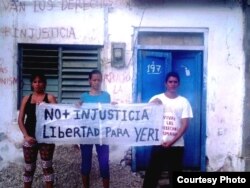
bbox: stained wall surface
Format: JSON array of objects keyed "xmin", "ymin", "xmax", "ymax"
[{"xmin": 0, "ymin": 0, "xmax": 246, "ymax": 177}]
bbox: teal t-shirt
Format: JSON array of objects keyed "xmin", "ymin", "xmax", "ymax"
[{"xmin": 80, "ymin": 91, "xmax": 111, "ymax": 103}]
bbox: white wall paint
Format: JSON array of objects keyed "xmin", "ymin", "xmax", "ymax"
[{"xmin": 0, "ymin": 0, "xmax": 245, "ymax": 171}]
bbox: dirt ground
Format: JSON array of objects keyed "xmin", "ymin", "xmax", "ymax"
[{"xmin": 0, "ymin": 145, "xmax": 144, "ymax": 188}]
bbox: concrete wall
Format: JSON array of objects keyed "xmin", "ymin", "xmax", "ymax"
[{"xmin": 0, "ymin": 0, "xmax": 246, "ymax": 173}]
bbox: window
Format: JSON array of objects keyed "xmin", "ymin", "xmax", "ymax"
[
  {"xmin": 138, "ymin": 32, "xmax": 204, "ymax": 46},
  {"xmin": 18, "ymin": 44, "xmax": 101, "ymax": 106}
]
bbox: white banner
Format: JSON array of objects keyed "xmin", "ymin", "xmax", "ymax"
[{"xmin": 36, "ymin": 103, "xmax": 163, "ymax": 146}]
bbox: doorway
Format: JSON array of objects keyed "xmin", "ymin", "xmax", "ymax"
[{"xmin": 132, "ymin": 49, "xmax": 204, "ymax": 171}]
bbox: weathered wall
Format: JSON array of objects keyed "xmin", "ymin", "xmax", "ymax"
[
  {"xmin": 0, "ymin": 0, "xmax": 246, "ymax": 178},
  {"xmin": 243, "ymin": 2, "xmax": 250, "ymax": 171}
]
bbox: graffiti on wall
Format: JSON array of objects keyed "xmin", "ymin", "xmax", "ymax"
[
  {"xmin": 0, "ymin": 26, "xmax": 76, "ymax": 40},
  {"xmin": 104, "ymin": 71, "xmax": 132, "ymax": 103},
  {"xmin": 0, "ymin": 58, "xmax": 17, "ymax": 86},
  {"xmin": 0, "ymin": 0, "xmax": 114, "ymax": 13},
  {"xmin": 0, "ymin": 0, "xmax": 25, "ymax": 12},
  {"xmin": 104, "ymin": 71, "xmax": 131, "ymax": 83}
]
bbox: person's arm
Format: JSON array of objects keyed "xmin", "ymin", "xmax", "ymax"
[
  {"xmin": 48, "ymin": 94, "xmax": 57, "ymax": 104},
  {"xmin": 162, "ymin": 118, "xmax": 189, "ymax": 148},
  {"xmin": 76, "ymin": 93, "xmax": 85, "ymax": 106},
  {"xmin": 18, "ymin": 96, "xmax": 36, "ymax": 143},
  {"xmin": 107, "ymin": 92, "xmax": 118, "ymax": 104},
  {"xmin": 149, "ymin": 98, "xmax": 162, "ymax": 104}
]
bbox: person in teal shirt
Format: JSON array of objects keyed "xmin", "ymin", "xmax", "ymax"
[{"xmin": 79, "ymin": 69, "xmax": 110, "ymax": 188}]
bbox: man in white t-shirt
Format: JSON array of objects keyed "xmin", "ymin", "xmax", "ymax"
[{"xmin": 142, "ymin": 71, "xmax": 193, "ymax": 188}]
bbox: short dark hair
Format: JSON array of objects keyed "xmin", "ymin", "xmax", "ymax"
[
  {"xmin": 89, "ymin": 69, "xmax": 102, "ymax": 79},
  {"xmin": 165, "ymin": 71, "xmax": 180, "ymax": 83}
]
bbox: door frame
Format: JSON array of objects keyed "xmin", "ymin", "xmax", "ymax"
[{"xmin": 132, "ymin": 27, "xmax": 208, "ymax": 171}]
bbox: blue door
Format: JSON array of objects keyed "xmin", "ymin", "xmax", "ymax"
[
  {"xmin": 132, "ymin": 50, "xmax": 203, "ymax": 171},
  {"xmin": 136, "ymin": 51, "xmax": 172, "ymax": 103},
  {"xmin": 132, "ymin": 50, "xmax": 172, "ymax": 171}
]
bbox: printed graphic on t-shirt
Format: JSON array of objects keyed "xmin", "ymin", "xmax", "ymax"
[{"xmin": 162, "ymin": 112, "xmax": 178, "ymax": 142}]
